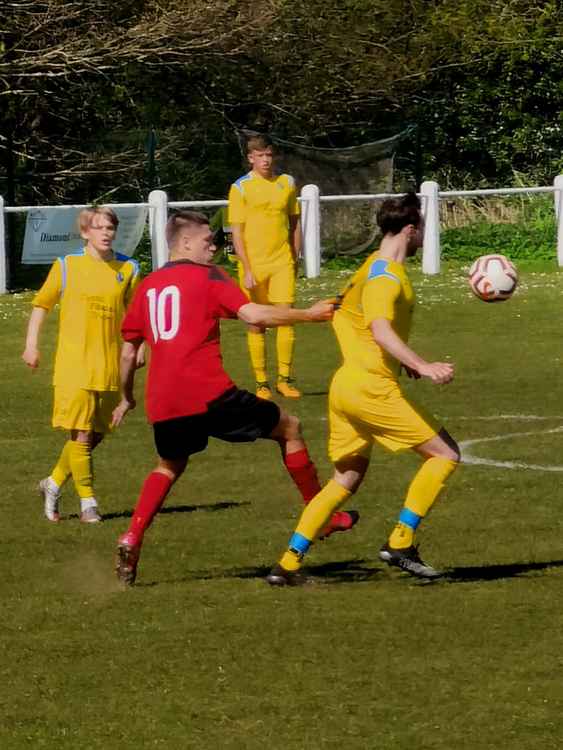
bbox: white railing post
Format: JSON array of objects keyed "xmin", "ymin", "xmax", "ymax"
[
  {"xmin": 300, "ymin": 184, "xmax": 321, "ymax": 278},
  {"xmin": 553, "ymin": 175, "xmax": 563, "ymax": 266},
  {"xmin": 420, "ymin": 180, "xmax": 440, "ymax": 274},
  {"xmin": 0, "ymin": 196, "xmax": 6, "ymax": 293},
  {"xmin": 148, "ymin": 189, "xmax": 169, "ymax": 269}
]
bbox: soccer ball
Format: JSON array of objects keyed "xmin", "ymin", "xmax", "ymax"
[{"xmin": 468, "ymin": 254, "xmax": 518, "ymax": 302}]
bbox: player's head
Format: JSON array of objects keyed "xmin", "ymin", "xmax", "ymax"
[
  {"xmin": 377, "ymin": 192, "xmax": 423, "ymax": 255},
  {"xmin": 246, "ymin": 134, "xmax": 274, "ymax": 178},
  {"xmin": 78, "ymin": 206, "xmax": 119, "ymax": 254},
  {"xmin": 166, "ymin": 210, "xmax": 217, "ymax": 264}
]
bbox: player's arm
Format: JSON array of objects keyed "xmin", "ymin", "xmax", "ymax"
[
  {"xmin": 231, "ymin": 224, "xmax": 256, "ymax": 290},
  {"xmin": 228, "ymin": 183, "xmax": 256, "ymax": 289},
  {"xmin": 238, "ymin": 299, "xmax": 334, "ymax": 327},
  {"xmin": 112, "ymin": 339, "xmax": 141, "ymax": 428},
  {"xmin": 22, "ymin": 307, "xmax": 48, "ymax": 369},
  {"xmin": 22, "ymin": 261, "xmax": 62, "ymax": 369},
  {"xmin": 370, "ymin": 318, "xmax": 454, "ymax": 385},
  {"xmin": 288, "ymin": 215, "xmax": 301, "ymax": 263}
]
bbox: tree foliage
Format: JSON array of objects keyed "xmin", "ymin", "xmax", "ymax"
[{"xmin": 2, "ymin": 0, "xmax": 563, "ymax": 205}]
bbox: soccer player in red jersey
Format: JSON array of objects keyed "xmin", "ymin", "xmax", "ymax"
[{"xmin": 112, "ymin": 210, "xmax": 358, "ymax": 585}]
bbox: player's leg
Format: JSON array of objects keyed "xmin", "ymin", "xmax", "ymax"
[
  {"xmin": 387, "ymin": 429, "xmax": 459, "ymax": 549},
  {"xmin": 268, "ymin": 263, "xmax": 300, "ymax": 398},
  {"xmin": 268, "ymin": 454, "xmax": 368, "ymax": 585},
  {"xmin": 378, "ymin": 405, "xmax": 460, "ymax": 578},
  {"xmin": 116, "ymin": 413, "xmax": 206, "ymax": 585},
  {"xmin": 268, "ymin": 409, "xmax": 359, "ymax": 536},
  {"xmin": 116, "ymin": 458, "xmax": 187, "ymax": 586},
  {"xmin": 68, "ymin": 428, "xmax": 108, "ymax": 523},
  {"xmin": 69, "ymin": 390, "xmax": 121, "ymax": 523},
  {"xmin": 39, "ymin": 386, "xmax": 76, "ymax": 522},
  {"xmin": 39, "ymin": 438, "xmax": 73, "ymax": 523},
  {"xmin": 238, "ymin": 264, "xmax": 271, "ymax": 398}
]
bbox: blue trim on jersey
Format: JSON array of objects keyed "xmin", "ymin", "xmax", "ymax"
[
  {"xmin": 233, "ymin": 172, "xmax": 252, "ymax": 194},
  {"xmin": 115, "ymin": 252, "xmax": 140, "ymax": 277},
  {"xmin": 288, "ymin": 532, "xmax": 312, "ymax": 556},
  {"xmin": 399, "ymin": 507, "xmax": 422, "ymax": 530},
  {"xmin": 58, "ymin": 247, "xmax": 85, "ymax": 295},
  {"xmin": 367, "ymin": 259, "xmax": 400, "ymax": 284}
]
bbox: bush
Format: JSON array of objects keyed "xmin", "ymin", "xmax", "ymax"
[{"xmin": 441, "ymin": 195, "xmax": 556, "ymax": 261}]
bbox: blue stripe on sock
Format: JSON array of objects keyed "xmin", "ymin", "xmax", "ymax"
[
  {"xmin": 399, "ymin": 507, "xmax": 422, "ymax": 530},
  {"xmin": 289, "ymin": 532, "xmax": 312, "ymax": 555}
]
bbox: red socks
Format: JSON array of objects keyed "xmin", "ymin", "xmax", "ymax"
[
  {"xmin": 283, "ymin": 448, "xmax": 321, "ymax": 504},
  {"xmin": 127, "ymin": 471, "xmax": 173, "ymax": 542}
]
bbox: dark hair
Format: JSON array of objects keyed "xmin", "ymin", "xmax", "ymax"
[
  {"xmin": 246, "ymin": 133, "xmax": 274, "ymax": 154},
  {"xmin": 166, "ymin": 210, "xmax": 209, "ymax": 248},
  {"xmin": 377, "ymin": 192, "xmax": 421, "ymax": 236}
]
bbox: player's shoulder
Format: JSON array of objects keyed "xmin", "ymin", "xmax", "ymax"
[
  {"xmin": 58, "ymin": 248, "xmax": 86, "ymax": 265},
  {"xmin": 231, "ymin": 172, "xmax": 253, "ymax": 194},
  {"xmin": 366, "ymin": 257, "xmax": 403, "ymax": 285},
  {"xmin": 277, "ymin": 173, "xmax": 296, "ymax": 189},
  {"xmin": 113, "ymin": 252, "xmax": 140, "ymax": 277}
]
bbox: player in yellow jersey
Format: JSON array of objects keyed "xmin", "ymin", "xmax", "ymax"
[
  {"xmin": 268, "ymin": 193, "xmax": 461, "ymax": 584},
  {"xmin": 22, "ymin": 206, "xmax": 141, "ymax": 523},
  {"xmin": 228, "ymin": 134, "xmax": 302, "ymax": 400}
]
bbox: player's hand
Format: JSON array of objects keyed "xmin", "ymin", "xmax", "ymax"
[
  {"xmin": 135, "ymin": 344, "xmax": 146, "ymax": 369},
  {"xmin": 244, "ymin": 270, "xmax": 257, "ymax": 290},
  {"xmin": 22, "ymin": 347, "xmax": 40, "ymax": 369},
  {"xmin": 307, "ymin": 299, "xmax": 336, "ymax": 322},
  {"xmin": 111, "ymin": 397, "xmax": 136, "ymax": 428},
  {"xmin": 402, "ymin": 364, "xmax": 421, "ymax": 379},
  {"xmin": 418, "ymin": 361, "xmax": 454, "ymax": 385}
]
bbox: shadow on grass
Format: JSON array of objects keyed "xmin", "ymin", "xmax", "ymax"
[
  {"xmin": 98, "ymin": 500, "xmax": 249, "ymax": 522},
  {"xmin": 445, "ymin": 558, "xmax": 563, "ymax": 583},
  {"xmin": 141, "ymin": 558, "xmax": 380, "ymax": 588}
]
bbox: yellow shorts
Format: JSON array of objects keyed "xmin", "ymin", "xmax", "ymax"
[
  {"xmin": 238, "ymin": 261, "xmax": 296, "ymax": 305},
  {"xmin": 52, "ymin": 386, "xmax": 120, "ymax": 434},
  {"xmin": 328, "ymin": 367, "xmax": 440, "ymax": 462}
]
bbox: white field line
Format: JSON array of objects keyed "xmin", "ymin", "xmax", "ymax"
[
  {"xmin": 460, "ymin": 424, "xmax": 563, "ymax": 472},
  {"xmin": 453, "ymin": 415, "xmax": 563, "ymax": 422}
]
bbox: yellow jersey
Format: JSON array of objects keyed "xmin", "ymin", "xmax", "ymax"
[
  {"xmin": 333, "ymin": 253, "xmax": 415, "ymax": 381},
  {"xmin": 227, "ymin": 172, "xmax": 300, "ymax": 271},
  {"xmin": 33, "ymin": 249, "xmax": 140, "ymax": 390}
]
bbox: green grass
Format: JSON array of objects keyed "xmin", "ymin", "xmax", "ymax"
[{"xmin": 3, "ymin": 264, "xmax": 563, "ymax": 749}]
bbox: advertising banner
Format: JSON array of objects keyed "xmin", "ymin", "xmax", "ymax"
[{"xmin": 22, "ymin": 206, "xmax": 148, "ymax": 264}]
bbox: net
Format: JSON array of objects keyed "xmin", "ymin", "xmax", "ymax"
[{"xmin": 237, "ymin": 128, "xmax": 411, "ymax": 256}]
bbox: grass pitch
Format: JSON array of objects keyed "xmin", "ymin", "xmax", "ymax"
[{"xmin": 2, "ymin": 262, "xmax": 563, "ymax": 749}]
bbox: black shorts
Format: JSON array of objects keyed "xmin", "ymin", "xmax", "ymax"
[{"xmin": 153, "ymin": 387, "xmax": 281, "ymax": 461}]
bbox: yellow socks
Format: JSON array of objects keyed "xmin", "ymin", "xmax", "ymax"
[
  {"xmin": 276, "ymin": 326, "xmax": 295, "ymax": 380},
  {"xmin": 247, "ymin": 331, "xmax": 267, "ymax": 382},
  {"xmin": 388, "ymin": 456, "xmax": 458, "ymax": 549},
  {"xmin": 51, "ymin": 440, "xmax": 73, "ymax": 487},
  {"xmin": 68, "ymin": 441, "xmax": 94, "ymax": 499},
  {"xmin": 279, "ymin": 480, "xmax": 351, "ymax": 571},
  {"xmin": 248, "ymin": 325, "xmax": 295, "ymax": 381}
]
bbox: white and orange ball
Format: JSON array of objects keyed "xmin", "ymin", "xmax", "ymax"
[{"xmin": 468, "ymin": 254, "xmax": 518, "ymax": 302}]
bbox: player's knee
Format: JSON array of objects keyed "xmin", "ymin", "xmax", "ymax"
[
  {"xmin": 284, "ymin": 413, "xmax": 302, "ymax": 441},
  {"xmin": 437, "ymin": 429, "xmax": 460, "ymax": 463},
  {"xmin": 157, "ymin": 458, "xmax": 187, "ymax": 482}
]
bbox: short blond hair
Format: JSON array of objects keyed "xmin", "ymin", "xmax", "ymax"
[{"xmin": 78, "ymin": 206, "xmax": 119, "ymax": 234}]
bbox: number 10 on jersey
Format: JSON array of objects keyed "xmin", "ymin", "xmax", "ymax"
[{"xmin": 147, "ymin": 286, "xmax": 180, "ymax": 342}]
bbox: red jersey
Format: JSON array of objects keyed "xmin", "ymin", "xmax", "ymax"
[{"xmin": 122, "ymin": 259, "xmax": 248, "ymax": 423}]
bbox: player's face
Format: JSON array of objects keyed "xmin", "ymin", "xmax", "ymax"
[
  {"xmin": 186, "ymin": 224, "xmax": 217, "ymax": 264},
  {"xmin": 82, "ymin": 216, "xmax": 117, "ymax": 254},
  {"xmin": 248, "ymin": 147, "xmax": 274, "ymax": 178},
  {"xmin": 406, "ymin": 219, "xmax": 424, "ymax": 257}
]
